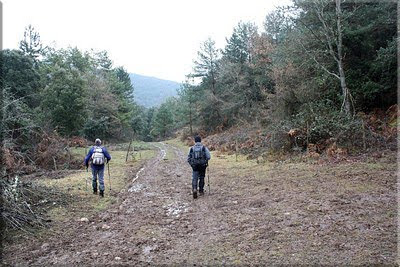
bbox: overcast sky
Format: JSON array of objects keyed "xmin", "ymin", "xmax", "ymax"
[{"xmin": 3, "ymin": 0, "xmax": 291, "ymax": 82}]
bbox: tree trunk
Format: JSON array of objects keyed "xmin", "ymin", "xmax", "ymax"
[
  {"xmin": 336, "ymin": 0, "xmax": 351, "ymax": 116},
  {"xmin": 338, "ymin": 62, "xmax": 351, "ymax": 115},
  {"xmin": 126, "ymin": 140, "xmax": 132, "ymax": 162},
  {"xmin": 189, "ymin": 104, "xmax": 193, "ymax": 136},
  {"xmin": 189, "ymin": 93, "xmax": 193, "ymax": 136}
]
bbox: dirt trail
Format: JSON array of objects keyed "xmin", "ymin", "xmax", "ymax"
[{"xmin": 3, "ymin": 143, "xmax": 397, "ymax": 265}]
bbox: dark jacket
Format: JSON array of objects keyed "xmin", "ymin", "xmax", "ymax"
[{"xmin": 187, "ymin": 142, "xmax": 211, "ymax": 169}]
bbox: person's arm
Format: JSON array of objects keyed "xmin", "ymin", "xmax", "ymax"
[
  {"xmin": 84, "ymin": 148, "xmax": 94, "ymax": 167},
  {"xmin": 205, "ymin": 147, "xmax": 211, "ymax": 161},
  {"xmin": 102, "ymin": 147, "xmax": 112, "ymax": 162},
  {"xmin": 187, "ymin": 147, "xmax": 193, "ymax": 164}
]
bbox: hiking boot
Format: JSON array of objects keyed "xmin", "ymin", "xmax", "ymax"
[
  {"xmin": 93, "ymin": 188, "xmax": 98, "ymax": 195},
  {"xmin": 192, "ymin": 189, "xmax": 198, "ymax": 199},
  {"xmin": 199, "ymin": 191, "xmax": 204, "ymax": 196},
  {"xmin": 99, "ymin": 190, "xmax": 104, "ymax": 197}
]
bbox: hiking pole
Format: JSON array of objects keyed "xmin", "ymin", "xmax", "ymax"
[
  {"xmin": 207, "ymin": 165, "xmax": 211, "ymax": 194},
  {"xmin": 85, "ymin": 167, "xmax": 88, "ymax": 191},
  {"xmin": 107, "ymin": 162, "xmax": 112, "ymax": 192}
]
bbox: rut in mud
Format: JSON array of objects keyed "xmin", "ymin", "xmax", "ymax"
[{"xmin": 3, "ymin": 143, "xmax": 397, "ymax": 265}]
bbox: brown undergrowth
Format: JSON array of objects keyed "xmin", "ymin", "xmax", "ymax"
[
  {"xmin": 1, "ymin": 142, "xmax": 155, "ymax": 242},
  {"xmin": 200, "ymin": 105, "xmax": 397, "ymax": 161}
]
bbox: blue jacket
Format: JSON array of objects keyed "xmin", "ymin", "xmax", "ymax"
[{"xmin": 84, "ymin": 146, "xmax": 112, "ymax": 170}]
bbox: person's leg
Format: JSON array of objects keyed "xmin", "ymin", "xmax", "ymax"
[
  {"xmin": 199, "ymin": 168, "xmax": 206, "ymax": 194},
  {"xmin": 92, "ymin": 168, "xmax": 98, "ymax": 194},
  {"xmin": 192, "ymin": 170, "xmax": 199, "ymax": 198},
  {"xmin": 98, "ymin": 167, "xmax": 105, "ymax": 197}
]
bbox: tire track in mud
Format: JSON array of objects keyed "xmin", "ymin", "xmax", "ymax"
[
  {"xmin": 4, "ymin": 144, "xmax": 397, "ymax": 265},
  {"xmin": 128, "ymin": 142, "xmax": 166, "ymax": 191},
  {"xmin": 7, "ymin": 142, "xmax": 197, "ymax": 265}
]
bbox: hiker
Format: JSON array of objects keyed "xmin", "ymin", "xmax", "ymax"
[
  {"xmin": 84, "ymin": 138, "xmax": 111, "ymax": 197},
  {"xmin": 187, "ymin": 135, "xmax": 211, "ymax": 199}
]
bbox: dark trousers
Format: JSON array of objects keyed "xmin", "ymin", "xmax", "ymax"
[{"xmin": 192, "ymin": 167, "xmax": 206, "ymax": 192}]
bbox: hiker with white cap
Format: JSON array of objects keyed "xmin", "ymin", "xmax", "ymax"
[{"xmin": 84, "ymin": 138, "xmax": 112, "ymax": 197}]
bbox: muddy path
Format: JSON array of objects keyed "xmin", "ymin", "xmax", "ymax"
[{"xmin": 3, "ymin": 143, "xmax": 397, "ymax": 265}]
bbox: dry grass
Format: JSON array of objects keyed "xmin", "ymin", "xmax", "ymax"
[
  {"xmin": 168, "ymin": 138, "xmax": 397, "ymax": 265},
  {"xmin": 41, "ymin": 145, "xmax": 155, "ymax": 219},
  {"xmin": 6, "ymin": 143, "xmax": 156, "ymax": 243}
]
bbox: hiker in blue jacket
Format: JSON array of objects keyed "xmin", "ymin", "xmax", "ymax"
[
  {"xmin": 84, "ymin": 138, "xmax": 111, "ymax": 197},
  {"xmin": 187, "ymin": 135, "xmax": 211, "ymax": 199}
]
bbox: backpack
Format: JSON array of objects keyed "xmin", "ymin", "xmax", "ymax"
[
  {"xmin": 190, "ymin": 145, "xmax": 207, "ymax": 169},
  {"xmin": 91, "ymin": 146, "xmax": 105, "ymax": 165}
]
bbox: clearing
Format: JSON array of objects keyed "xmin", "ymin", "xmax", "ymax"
[{"xmin": 2, "ymin": 140, "xmax": 397, "ymax": 265}]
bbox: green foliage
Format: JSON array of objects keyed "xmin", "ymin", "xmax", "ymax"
[
  {"xmin": 41, "ymin": 66, "xmax": 87, "ymax": 136},
  {"xmin": 168, "ymin": 1, "xmax": 395, "ymax": 152},
  {"xmin": 142, "ymin": 107, "xmax": 156, "ymax": 141},
  {"xmin": 224, "ymin": 21, "xmax": 257, "ymax": 64},
  {"xmin": 130, "ymin": 104, "xmax": 146, "ymax": 138},
  {"xmin": 19, "ymin": 24, "xmax": 43, "ymax": 62},
  {"xmin": 343, "ymin": 2, "xmax": 397, "ymax": 110},
  {"xmin": 291, "ymin": 101, "xmax": 362, "ymax": 145},
  {"xmin": 111, "ymin": 67, "xmax": 134, "ymax": 100},
  {"xmin": 151, "ymin": 101, "xmax": 175, "ymax": 138},
  {"xmin": 4, "ymin": 2, "xmax": 397, "ymax": 158},
  {"xmin": 2, "ymin": 26, "xmax": 146, "ymax": 147},
  {"xmin": 263, "ymin": 7, "xmax": 294, "ymax": 44},
  {"xmin": 2, "ymin": 87, "xmax": 37, "ymax": 148},
  {"xmin": 2, "ymin": 49, "xmax": 41, "ymax": 108},
  {"xmin": 1, "ymin": 49, "xmax": 40, "ymax": 156}
]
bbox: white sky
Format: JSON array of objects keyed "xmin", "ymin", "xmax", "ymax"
[{"xmin": 2, "ymin": 0, "xmax": 291, "ymax": 82}]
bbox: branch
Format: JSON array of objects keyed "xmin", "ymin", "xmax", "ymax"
[
  {"xmin": 298, "ymin": 40, "xmax": 340, "ymax": 80},
  {"xmin": 296, "ymin": 18, "xmax": 326, "ymax": 47},
  {"xmin": 315, "ymin": 2, "xmax": 340, "ymax": 63},
  {"xmin": 2, "ymin": 91, "xmax": 39, "ymax": 109}
]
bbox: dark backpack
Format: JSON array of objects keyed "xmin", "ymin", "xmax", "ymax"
[{"xmin": 190, "ymin": 145, "xmax": 207, "ymax": 169}]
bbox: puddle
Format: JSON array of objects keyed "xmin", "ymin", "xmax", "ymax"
[
  {"xmin": 129, "ymin": 144, "xmax": 165, "ymax": 193},
  {"xmin": 161, "ymin": 149, "xmax": 166, "ymax": 159},
  {"xmin": 134, "ymin": 167, "xmax": 145, "ymax": 181},
  {"xmin": 144, "ymin": 192, "xmax": 157, "ymax": 197},
  {"xmin": 128, "ymin": 183, "xmax": 143, "ymax": 193},
  {"xmin": 143, "ymin": 245, "xmax": 157, "ymax": 255},
  {"xmin": 158, "ymin": 142, "xmax": 167, "ymax": 159},
  {"xmin": 165, "ymin": 202, "xmax": 188, "ymax": 217},
  {"xmin": 128, "ymin": 167, "xmax": 145, "ymax": 193}
]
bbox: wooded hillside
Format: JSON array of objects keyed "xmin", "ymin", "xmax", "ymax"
[
  {"xmin": 157, "ymin": 0, "xmax": 397, "ymax": 156},
  {"xmin": 0, "ymin": 0, "xmax": 397, "ymax": 176},
  {"xmin": 129, "ymin": 73, "xmax": 180, "ymax": 108}
]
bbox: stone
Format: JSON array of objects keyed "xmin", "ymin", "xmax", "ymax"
[
  {"xmin": 102, "ymin": 224, "xmax": 111, "ymax": 230},
  {"xmin": 41, "ymin": 243, "xmax": 49, "ymax": 250}
]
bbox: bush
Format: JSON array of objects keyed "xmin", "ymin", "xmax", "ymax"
[
  {"xmin": 292, "ymin": 101, "xmax": 364, "ymax": 146},
  {"xmin": 267, "ymin": 100, "xmax": 369, "ymax": 153}
]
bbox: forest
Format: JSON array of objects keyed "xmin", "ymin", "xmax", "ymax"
[
  {"xmin": 171, "ymin": 0, "xmax": 397, "ymax": 156},
  {"xmin": 0, "ymin": 0, "xmax": 397, "ymax": 248}
]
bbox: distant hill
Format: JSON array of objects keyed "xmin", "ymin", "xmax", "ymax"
[{"xmin": 129, "ymin": 73, "xmax": 180, "ymax": 108}]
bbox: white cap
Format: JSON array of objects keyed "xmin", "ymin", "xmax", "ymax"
[{"xmin": 95, "ymin": 138, "xmax": 101, "ymax": 145}]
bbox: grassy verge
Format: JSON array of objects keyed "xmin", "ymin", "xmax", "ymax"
[
  {"xmin": 167, "ymin": 138, "xmax": 396, "ymax": 264},
  {"xmin": 165, "ymin": 138, "xmax": 190, "ymax": 151},
  {"xmin": 32, "ymin": 142, "xmax": 156, "ymax": 234},
  {"xmin": 167, "ymin": 138, "xmax": 396, "ymax": 195}
]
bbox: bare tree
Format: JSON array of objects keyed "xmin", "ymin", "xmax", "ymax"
[{"xmin": 296, "ymin": 0, "xmax": 354, "ymax": 116}]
